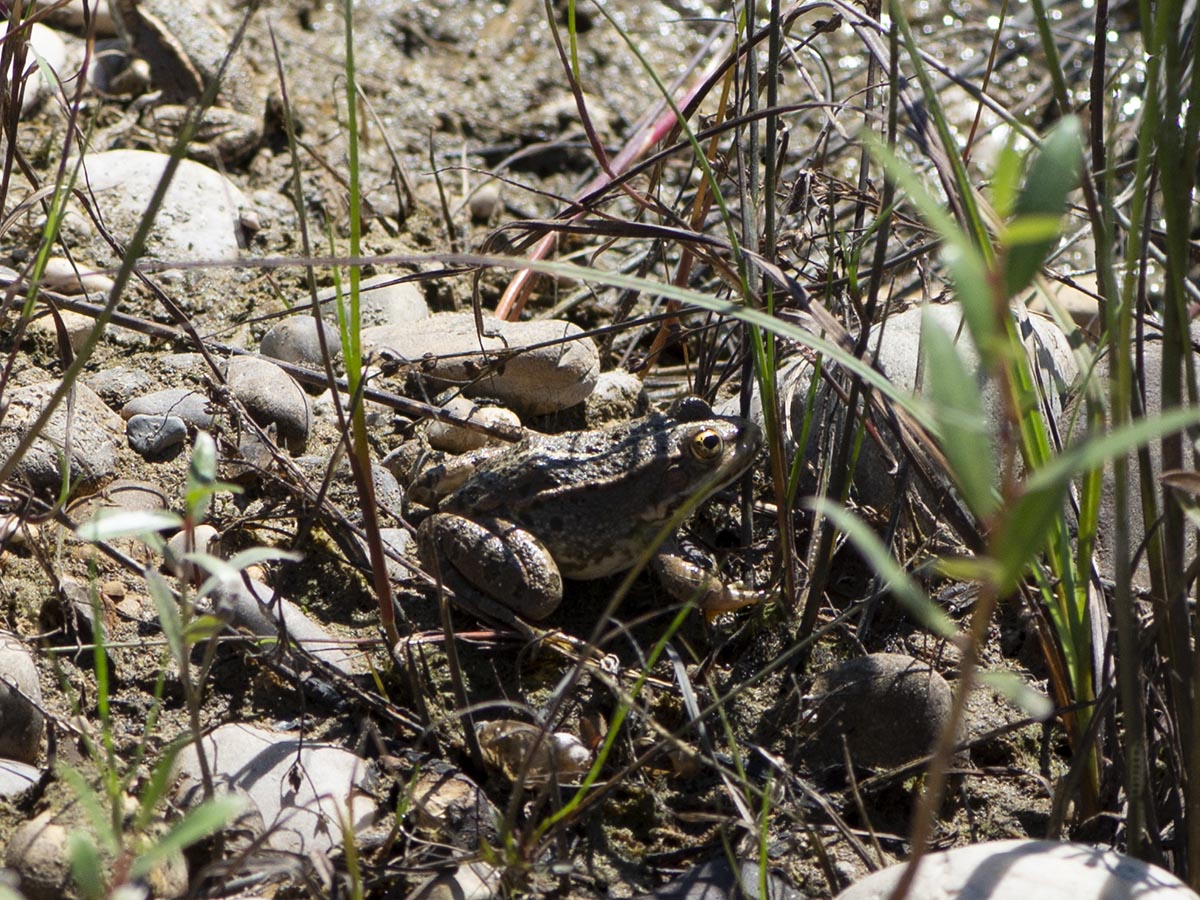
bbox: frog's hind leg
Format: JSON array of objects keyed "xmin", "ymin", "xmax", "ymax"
[{"xmin": 418, "ymin": 513, "xmax": 564, "ymax": 621}]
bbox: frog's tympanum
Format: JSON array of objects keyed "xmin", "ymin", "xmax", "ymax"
[{"xmin": 415, "ymin": 397, "xmax": 762, "ymax": 621}]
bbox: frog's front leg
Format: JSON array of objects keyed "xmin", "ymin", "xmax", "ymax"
[
  {"xmin": 652, "ymin": 540, "xmax": 762, "ymax": 615},
  {"xmin": 418, "ymin": 513, "xmax": 563, "ymax": 621}
]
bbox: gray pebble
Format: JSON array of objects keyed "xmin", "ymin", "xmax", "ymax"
[
  {"xmin": 0, "ymin": 380, "xmax": 125, "ymax": 491},
  {"xmin": 157, "ymin": 352, "xmax": 206, "ymax": 374},
  {"xmin": 126, "ymin": 413, "xmax": 187, "ymax": 458},
  {"xmin": 121, "ymin": 387, "xmax": 214, "ymax": 429},
  {"xmin": 810, "ymin": 652, "xmax": 951, "ymax": 770},
  {"xmin": 173, "ymin": 722, "xmax": 378, "ymax": 856},
  {"xmin": 208, "ymin": 578, "xmax": 357, "ymax": 675},
  {"xmin": 362, "ymin": 313, "xmax": 599, "ymax": 417},
  {"xmin": 221, "ymin": 356, "xmax": 312, "ymax": 452},
  {"xmin": 424, "ymin": 396, "xmax": 521, "ymax": 453},
  {"xmin": 260, "ymin": 316, "xmax": 342, "ymax": 369},
  {"xmin": 835, "ymin": 839, "xmax": 1197, "ymax": 900},
  {"xmin": 85, "ymin": 366, "xmax": 153, "ymax": 408},
  {"xmin": 293, "ymin": 456, "xmax": 404, "ymax": 525},
  {"xmin": 0, "ymin": 631, "xmax": 44, "ymax": 765}
]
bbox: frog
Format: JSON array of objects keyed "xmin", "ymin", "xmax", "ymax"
[{"xmin": 413, "ymin": 396, "xmax": 762, "ymax": 621}]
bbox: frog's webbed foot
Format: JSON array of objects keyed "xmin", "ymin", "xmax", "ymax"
[
  {"xmin": 652, "ymin": 540, "xmax": 763, "ymax": 615},
  {"xmin": 418, "ymin": 513, "xmax": 563, "ymax": 621}
]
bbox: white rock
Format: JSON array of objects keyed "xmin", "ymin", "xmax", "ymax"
[
  {"xmin": 35, "ymin": 0, "xmax": 117, "ymax": 35},
  {"xmin": 174, "ymin": 723, "xmax": 378, "ymax": 856},
  {"xmin": 835, "ymin": 839, "xmax": 1198, "ymax": 900},
  {"xmin": 8, "ymin": 22, "xmax": 68, "ymax": 115},
  {"xmin": 73, "ymin": 149, "xmax": 248, "ymax": 262},
  {"xmin": 40, "ymin": 256, "xmax": 114, "ymax": 295},
  {"xmin": 164, "ymin": 523, "xmax": 219, "ymax": 580}
]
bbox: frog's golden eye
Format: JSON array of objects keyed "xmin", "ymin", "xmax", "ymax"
[{"xmin": 690, "ymin": 428, "xmax": 724, "ymax": 460}]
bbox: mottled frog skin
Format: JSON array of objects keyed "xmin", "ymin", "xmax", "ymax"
[{"xmin": 416, "ymin": 396, "xmax": 761, "ymax": 621}]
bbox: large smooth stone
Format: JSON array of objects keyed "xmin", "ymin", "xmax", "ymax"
[
  {"xmin": 0, "ymin": 380, "xmax": 125, "ymax": 491},
  {"xmin": 362, "ymin": 313, "xmax": 599, "ymax": 416},
  {"xmin": 835, "ymin": 839, "xmax": 1198, "ymax": 900},
  {"xmin": 173, "ymin": 723, "xmax": 378, "ymax": 856},
  {"xmin": 207, "ymin": 578, "xmax": 357, "ymax": 675},
  {"xmin": 260, "ymin": 316, "xmax": 342, "ymax": 368},
  {"xmin": 121, "ymin": 387, "xmax": 214, "ymax": 429},
  {"xmin": 0, "ymin": 631, "xmax": 43, "ymax": 764},
  {"xmin": 73, "ymin": 149, "xmax": 247, "ymax": 262},
  {"xmin": 221, "ymin": 356, "xmax": 312, "ymax": 452},
  {"xmin": 1091, "ymin": 336, "xmax": 1200, "ymax": 587},
  {"xmin": 810, "ymin": 653, "xmax": 952, "ymax": 770},
  {"xmin": 317, "ymin": 273, "xmax": 431, "ymax": 326},
  {"xmin": 5, "ymin": 810, "xmax": 72, "ymax": 900}
]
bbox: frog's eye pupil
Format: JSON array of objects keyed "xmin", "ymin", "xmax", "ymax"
[{"xmin": 692, "ymin": 429, "xmax": 723, "ymax": 459}]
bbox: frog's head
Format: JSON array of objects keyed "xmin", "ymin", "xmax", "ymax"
[{"xmin": 656, "ymin": 396, "xmax": 761, "ymax": 515}]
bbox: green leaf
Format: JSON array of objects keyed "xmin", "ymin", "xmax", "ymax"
[
  {"xmin": 135, "ymin": 738, "xmax": 190, "ymax": 832},
  {"xmin": 921, "ymin": 311, "xmax": 999, "ymax": 519},
  {"xmin": 147, "ymin": 569, "xmax": 184, "ymax": 668},
  {"xmin": 1024, "ymin": 404, "xmax": 1200, "ymax": 495},
  {"xmin": 183, "ymin": 614, "xmax": 227, "ymax": 643},
  {"xmin": 808, "ymin": 498, "xmax": 955, "ymax": 637},
  {"xmin": 184, "ymin": 431, "xmax": 241, "ymax": 520},
  {"xmin": 76, "ymin": 509, "xmax": 183, "ymax": 543},
  {"xmin": 224, "ymin": 546, "xmax": 304, "ymax": 571},
  {"xmin": 188, "ymin": 431, "xmax": 218, "ymax": 487},
  {"xmin": 978, "ymin": 669, "xmax": 1054, "ymax": 720},
  {"xmin": 989, "ymin": 138, "xmax": 1023, "ymax": 220},
  {"xmin": 1002, "ymin": 213, "xmax": 1071, "ymax": 247},
  {"xmin": 935, "ymin": 555, "xmax": 1003, "ymax": 584},
  {"xmin": 57, "ymin": 765, "xmax": 118, "ymax": 855},
  {"xmin": 993, "ymin": 482, "xmax": 1068, "ymax": 593},
  {"xmin": 1002, "ymin": 117, "xmax": 1082, "ymax": 296},
  {"xmin": 68, "ymin": 831, "xmax": 106, "ymax": 900},
  {"xmin": 129, "ymin": 794, "xmax": 245, "ymax": 879},
  {"xmin": 191, "ymin": 546, "xmax": 302, "ymax": 601}
]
